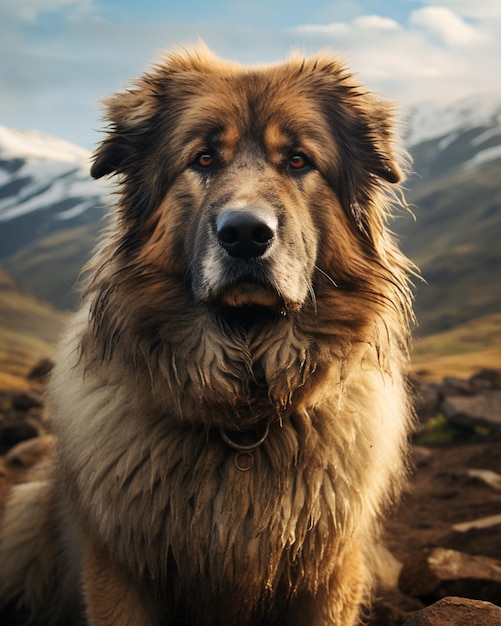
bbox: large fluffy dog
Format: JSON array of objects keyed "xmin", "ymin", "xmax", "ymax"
[{"xmin": 0, "ymin": 46, "xmax": 414, "ymax": 625}]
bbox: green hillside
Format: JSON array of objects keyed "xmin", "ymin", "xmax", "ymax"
[{"xmin": 4, "ymin": 222, "xmax": 101, "ymax": 311}]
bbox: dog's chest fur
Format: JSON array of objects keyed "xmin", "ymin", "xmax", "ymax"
[{"xmin": 49, "ymin": 301, "xmax": 409, "ymax": 624}]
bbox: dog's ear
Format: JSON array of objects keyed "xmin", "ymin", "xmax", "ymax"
[
  {"xmin": 310, "ymin": 57, "xmax": 405, "ymax": 234},
  {"xmin": 350, "ymin": 94, "xmax": 404, "ymax": 185},
  {"xmin": 91, "ymin": 89, "xmax": 158, "ymax": 179},
  {"xmin": 91, "ymin": 45, "xmax": 219, "ymax": 181}
]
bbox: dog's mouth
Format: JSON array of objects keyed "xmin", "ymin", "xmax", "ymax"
[
  {"xmin": 213, "ymin": 276, "xmax": 303, "ymax": 314},
  {"xmin": 196, "ymin": 255, "xmax": 305, "ymax": 320},
  {"xmin": 216, "ymin": 281, "xmax": 283, "ymax": 310},
  {"xmin": 210, "ymin": 278, "xmax": 290, "ymax": 331}
]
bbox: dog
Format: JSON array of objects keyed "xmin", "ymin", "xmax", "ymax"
[{"xmin": 0, "ymin": 45, "xmax": 415, "ymax": 625}]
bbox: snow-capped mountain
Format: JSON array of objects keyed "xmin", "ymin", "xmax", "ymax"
[
  {"xmin": 405, "ymin": 92, "xmax": 501, "ymax": 146},
  {"xmin": 0, "ymin": 126, "xmax": 90, "ymax": 163},
  {"xmin": 404, "ymin": 93, "xmax": 501, "ymax": 180},
  {"xmin": 0, "ymin": 125, "xmax": 108, "ymax": 259}
]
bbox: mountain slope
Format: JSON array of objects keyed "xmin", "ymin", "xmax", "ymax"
[
  {"xmin": 390, "ymin": 94, "xmax": 501, "ymax": 335},
  {"xmin": 399, "ymin": 156, "xmax": 501, "ymax": 334},
  {"xmin": 4, "ymin": 222, "xmax": 102, "ymax": 310},
  {"xmin": 405, "ymin": 92, "xmax": 501, "ymax": 149},
  {"xmin": 411, "ymin": 313, "xmax": 501, "ymax": 380}
]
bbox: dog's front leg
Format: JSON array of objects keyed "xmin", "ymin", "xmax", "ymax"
[
  {"xmin": 83, "ymin": 540, "xmax": 162, "ymax": 626},
  {"xmin": 285, "ymin": 544, "xmax": 366, "ymax": 626}
]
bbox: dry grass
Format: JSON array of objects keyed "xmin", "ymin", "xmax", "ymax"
[
  {"xmin": 411, "ymin": 313, "xmax": 501, "ymax": 380},
  {"xmin": 0, "ymin": 269, "xmax": 66, "ymax": 390}
]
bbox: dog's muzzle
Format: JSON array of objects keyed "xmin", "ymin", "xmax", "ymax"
[{"xmin": 213, "ymin": 206, "xmax": 283, "ymax": 309}]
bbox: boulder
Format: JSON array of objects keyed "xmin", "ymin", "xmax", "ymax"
[
  {"xmin": 402, "ymin": 596, "xmax": 501, "ymax": 625},
  {"xmin": 0, "ymin": 414, "xmax": 43, "ymax": 452},
  {"xmin": 470, "ymin": 369, "xmax": 501, "ymax": 392},
  {"xmin": 399, "ymin": 547, "xmax": 501, "ymax": 604},
  {"xmin": 452, "ymin": 514, "xmax": 501, "ymax": 533},
  {"xmin": 441, "ymin": 391, "xmax": 501, "ymax": 438},
  {"xmin": 462, "ymin": 468, "xmax": 501, "ymax": 491},
  {"xmin": 440, "ymin": 376, "xmax": 477, "ymax": 397},
  {"xmin": 411, "ymin": 379, "xmax": 441, "ymax": 421},
  {"xmin": 26, "ymin": 357, "xmax": 54, "ymax": 384}
]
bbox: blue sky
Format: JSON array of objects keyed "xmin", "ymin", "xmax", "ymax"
[{"xmin": 1, "ymin": 0, "xmax": 500, "ymax": 149}]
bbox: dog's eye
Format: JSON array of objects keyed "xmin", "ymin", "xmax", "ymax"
[
  {"xmin": 288, "ymin": 154, "xmax": 311, "ymax": 172},
  {"xmin": 194, "ymin": 153, "xmax": 215, "ymax": 169}
]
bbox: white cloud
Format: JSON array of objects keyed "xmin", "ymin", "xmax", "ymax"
[
  {"xmin": 3, "ymin": 0, "xmax": 97, "ymax": 21},
  {"xmin": 420, "ymin": 0, "xmax": 501, "ymax": 20},
  {"xmin": 410, "ymin": 6, "xmax": 487, "ymax": 47},
  {"xmin": 352, "ymin": 15, "xmax": 400, "ymax": 31},
  {"xmin": 289, "ymin": 3, "xmax": 501, "ymax": 110},
  {"xmin": 295, "ymin": 22, "xmax": 351, "ymax": 37},
  {"xmin": 294, "ymin": 14, "xmax": 399, "ymax": 38}
]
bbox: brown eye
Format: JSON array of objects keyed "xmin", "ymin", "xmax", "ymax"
[
  {"xmin": 289, "ymin": 154, "xmax": 309, "ymax": 170},
  {"xmin": 196, "ymin": 153, "xmax": 214, "ymax": 168}
]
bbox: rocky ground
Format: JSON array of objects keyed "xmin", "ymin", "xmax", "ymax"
[
  {"xmin": 370, "ymin": 369, "xmax": 501, "ymax": 624},
  {"xmin": 1, "ymin": 362, "xmax": 501, "ymax": 624}
]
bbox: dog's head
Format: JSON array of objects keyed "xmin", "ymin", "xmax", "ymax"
[{"xmin": 90, "ymin": 45, "xmax": 406, "ymax": 320}]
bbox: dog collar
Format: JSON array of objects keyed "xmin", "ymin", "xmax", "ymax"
[{"xmin": 219, "ymin": 422, "xmax": 270, "ymax": 471}]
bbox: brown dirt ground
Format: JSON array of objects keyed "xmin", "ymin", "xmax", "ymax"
[
  {"xmin": 385, "ymin": 442, "xmax": 501, "ymax": 562},
  {"xmin": 368, "ymin": 440, "xmax": 501, "ymax": 624}
]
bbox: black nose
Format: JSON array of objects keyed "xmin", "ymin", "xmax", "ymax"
[{"xmin": 216, "ymin": 208, "xmax": 277, "ymax": 260}]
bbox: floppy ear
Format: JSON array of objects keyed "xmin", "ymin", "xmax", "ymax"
[
  {"xmin": 357, "ymin": 96, "xmax": 403, "ymax": 185},
  {"xmin": 311, "ymin": 57, "xmax": 405, "ymax": 234},
  {"xmin": 90, "ymin": 136, "xmax": 126, "ymax": 179},
  {"xmin": 89, "ymin": 81, "xmax": 184, "ymax": 224},
  {"xmin": 341, "ymin": 95, "xmax": 404, "ymax": 233},
  {"xmin": 91, "ymin": 45, "xmax": 219, "ymax": 181},
  {"xmin": 91, "ymin": 89, "xmax": 158, "ymax": 179}
]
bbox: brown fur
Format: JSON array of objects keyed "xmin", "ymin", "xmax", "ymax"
[{"xmin": 0, "ymin": 45, "xmax": 415, "ymax": 625}]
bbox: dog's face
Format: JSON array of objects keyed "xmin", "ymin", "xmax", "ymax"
[
  {"xmin": 91, "ymin": 46, "xmax": 402, "ymax": 319},
  {"xmin": 181, "ymin": 119, "xmax": 320, "ymax": 312}
]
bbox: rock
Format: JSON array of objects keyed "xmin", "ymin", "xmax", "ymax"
[
  {"xmin": 452, "ymin": 514, "xmax": 501, "ymax": 533},
  {"xmin": 440, "ymin": 377, "xmax": 476, "ymax": 397},
  {"xmin": 402, "ymin": 596, "xmax": 501, "ymax": 625},
  {"xmin": 412, "ymin": 380, "xmax": 441, "ymax": 421},
  {"xmin": 441, "ymin": 391, "xmax": 501, "ymax": 438},
  {"xmin": 470, "ymin": 369, "xmax": 501, "ymax": 392},
  {"xmin": 0, "ymin": 414, "xmax": 43, "ymax": 452},
  {"xmin": 26, "ymin": 357, "xmax": 54, "ymax": 383},
  {"xmin": 370, "ymin": 591, "xmax": 424, "ymax": 626},
  {"xmin": 463, "ymin": 468, "xmax": 501, "ymax": 491},
  {"xmin": 399, "ymin": 547, "xmax": 501, "ymax": 604},
  {"xmin": 5, "ymin": 436, "xmax": 55, "ymax": 469},
  {"xmin": 10, "ymin": 390, "xmax": 43, "ymax": 411},
  {"xmin": 443, "ymin": 518, "xmax": 501, "ymax": 563}
]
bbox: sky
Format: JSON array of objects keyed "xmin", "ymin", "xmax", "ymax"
[{"xmin": 1, "ymin": 0, "xmax": 501, "ymax": 149}]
